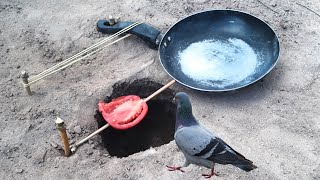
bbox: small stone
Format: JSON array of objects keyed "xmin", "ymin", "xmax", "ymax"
[
  {"xmin": 55, "ymin": 57, "xmax": 62, "ymax": 62},
  {"xmin": 49, "ymin": 109, "xmax": 55, "ymax": 114},
  {"xmin": 271, "ymin": 3, "xmax": 277, "ymax": 7},
  {"xmin": 86, "ymin": 150, "xmax": 93, "ymax": 155},
  {"xmin": 94, "ymin": 150, "xmax": 101, "ymax": 156},
  {"xmin": 87, "ymin": 72, "xmax": 92, "ymax": 77},
  {"xmin": 99, "ymin": 160, "xmax": 106, "ymax": 165},
  {"xmin": 10, "ymin": 105, "xmax": 16, "ymax": 112},
  {"xmin": 67, "ymin": 132, "xmax": 74, "ymax": 138},
  {"xmin": 16, "ymin": 65, "xmax": 21, "ymax": 69},
  {"xmin": 54, "ymin": 163, "xmax": 59, "ymax": 168},
  {"xmin": 69, "ymin": 139, "xmax": 76, "ymax": 144},
  {"xmin": 91, "ymin": 144, "xmax": 96, "ymax": 149},
  {"xmin": 15, "ymin": 168, "xmax": 24, "ymax": 174},
  {"xmin": 25, "ymin": 154, "xmax": 32, "ymax": 159},
  {"xmin": 33, "ymin": 148, "xmax": 47, "ymax": 164},
  {"xmin": 50, "ymin": 142, "xmax": 58, "ymax": 148},
  {"xmin": 87, "ymin": 92, "xmax": 93, "ymax": 96},
  {"xmin": 73, "ymin": 125, "xmax": 81, "ymax": 134},
  {"xmin": 103, "ymin": 153, "xmax": 110, "ymax": 157},
  {"xmin": 280, "ymin": 24, "xmax": 287, "ymax": 30}
]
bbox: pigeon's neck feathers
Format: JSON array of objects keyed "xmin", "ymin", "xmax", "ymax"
[{"xmin": 176, "ymin": 99, "xmax": 198, "ymax": 128}]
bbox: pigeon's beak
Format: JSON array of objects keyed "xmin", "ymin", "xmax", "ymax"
[{"xmin": 172, "ymin": 97, "xmax": 176, "ymax": 104}]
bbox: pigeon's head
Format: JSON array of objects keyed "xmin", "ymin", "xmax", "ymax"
[
  {"xmin": 174, "ymin": 92, "xmax": 189, "ymax": 104},
  {"xmin": 174, "ymin": 92, "xmax": 192, "ymax": 111},
  {"xmin": 174, "ymin": 92, "xmax": 195, "ymax": 125}
]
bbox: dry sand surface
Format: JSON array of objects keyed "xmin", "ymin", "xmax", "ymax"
[{"xmin": 1, "ymin": 0, "xmax": 320, "ymax": 179}]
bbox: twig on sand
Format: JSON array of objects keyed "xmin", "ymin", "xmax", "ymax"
[
  {"xmin": 256, "ymin": 0, "xmax": 279, "ymax": 14},
  {"xmin": 296, "ymin": 3, "xmax": 320, "ymax": 18}
]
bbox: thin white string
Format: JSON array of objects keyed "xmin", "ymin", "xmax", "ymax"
[{"xmin": 29, "ymin": 22, "xmax": 142, "ymax": 82}]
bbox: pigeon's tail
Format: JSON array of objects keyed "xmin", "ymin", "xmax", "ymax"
[
  {"xmin": 235, "ymin": 163, "xmax": 257, "ymax": 172},
  {"xmin": 233, "ymin": 159, "xmax": 257, "ymax": 172}
]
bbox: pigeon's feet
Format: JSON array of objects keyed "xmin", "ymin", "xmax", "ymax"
[
  {"xmin": 166, "ymin": 165, "xmax": 185, "ymax": 172},
  {"xmin": 202, "ymin": 168, "xmax": 219, "ymax": 178}
]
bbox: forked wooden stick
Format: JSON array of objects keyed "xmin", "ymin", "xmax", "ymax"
[{"xmin": 71, "ymin": 79, "xmax": 176, "ymax": 153}]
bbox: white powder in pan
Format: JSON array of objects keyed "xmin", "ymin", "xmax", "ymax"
[{"xmin": 178, "ymin": 38, "xmax": 259, "ymax": 87}]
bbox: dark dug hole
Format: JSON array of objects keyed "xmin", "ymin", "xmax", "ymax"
[{"xmin": 95, "ymin": 79, "xmax": 176, "ymax": 157}]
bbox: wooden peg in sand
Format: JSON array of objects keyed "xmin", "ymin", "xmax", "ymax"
[
  {"xmin": 55, "ymin": 117, "xmax": 71, "ymax": 157},
  {"xmin": 21, "ymin": 71, "xmax": 32, "ymax": 96}
]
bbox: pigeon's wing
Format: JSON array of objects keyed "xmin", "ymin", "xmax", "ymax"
[
  {"xmin": 175, "ymin": 125, "xmax": 219, "ymax": 158},
  {"xmin": 205, "ymin": 137, "xmax": 251, "ymax": 164},
  {"xmin": 175, "ymin": 125, "xmax": 250, "ymax": 165}
]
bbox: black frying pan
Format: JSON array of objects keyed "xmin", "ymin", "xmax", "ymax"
[{"xmin": 97, "ymin": 10, "xmax": 280, "ymax": 92}]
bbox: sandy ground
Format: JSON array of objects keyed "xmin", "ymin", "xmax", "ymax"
[{"xmin": 1, "ymin": 0, "xmax": 320, "ymax": 179}]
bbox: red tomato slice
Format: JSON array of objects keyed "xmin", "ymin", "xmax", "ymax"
[{"xmin": 98, "ymin": 95, "xmax": 148, "ymax": 130}]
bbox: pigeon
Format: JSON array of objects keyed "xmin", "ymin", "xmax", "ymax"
[{"xmin": 166, "ymin": 92, "xmax": 257, "ymax": 178}]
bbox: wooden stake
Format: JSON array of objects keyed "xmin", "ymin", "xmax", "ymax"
[
  {"xmin": 21, "ymin": 71, "xmax": 32, "ymax": 96},
  {"xmin": 55, "ymin": 117, "xmax": 71, "ymax": 157}
]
